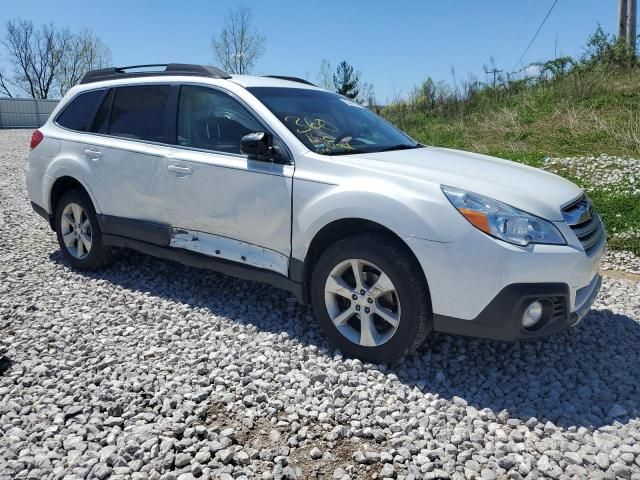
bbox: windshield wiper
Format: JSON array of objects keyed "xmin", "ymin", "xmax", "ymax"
[
  {"xmin": 327, "ymin": 143, "xmax": 423, "ymax": 156},
  {"xmin": 376, "ymin": 143, "xmax": 423, "ymax": 153},
  {"xmin": 329, "ymin": 148, "xmax": 368, "ymax": 156}
]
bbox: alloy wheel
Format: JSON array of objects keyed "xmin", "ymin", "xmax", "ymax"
[
  {"xmin": 60, "ymin": 203, "xmax": 92, "ymax": 259},
  {"xmin": 324, "ymin": 259, "xmax": 401, "ymax": 347}
]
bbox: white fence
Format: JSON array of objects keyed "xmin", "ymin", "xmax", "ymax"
[{"xmin": 0, "ymin": 98, "xmax": 59, "ymax": 129}]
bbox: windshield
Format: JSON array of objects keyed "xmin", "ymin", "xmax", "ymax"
[{"xmin": 247, "ymin": 87, "xmax": 421, "ymax": 155}]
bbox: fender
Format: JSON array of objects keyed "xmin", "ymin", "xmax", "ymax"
[{"xmin": 291, "ymin": 177, "xmax": 471, "ymax": 261}]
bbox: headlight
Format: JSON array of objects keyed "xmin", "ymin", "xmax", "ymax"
[{"xmin": 441, "ymin": 185, "xmax": 566, "ymax": 246}]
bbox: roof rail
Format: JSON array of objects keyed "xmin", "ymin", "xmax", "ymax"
[
  {"xmin": 80, "ymin": 63, "xmax": 231, "ymax": 84},
  {"xmin": 263, "ymin": 75, "xmax": 316, "ymax": 86}
]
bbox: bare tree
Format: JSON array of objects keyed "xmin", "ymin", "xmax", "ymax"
[
  {"xmin": 316, "ymin": 59, "xmax": 333, "ymax": 90},
  {"xmin": 357, "ymin": 82, "xmax": 376, "ymax": 107},
  {"xmin": 1, "ymin": 20, "xmax": 111, "ymax": 98},
  {"xmin": 56, "ymin": 29, "xmax": 112, "ymax": 97},
  {"xmin": 2, "ymin": 19, "xmax": 70, "ymax": 98},
  {"xmin": 211, "ymin": 5, "xmax": 265, "ymax": 74},
  {"xmin": 0, "ymin": 69, "xmax": 13, "ymax": 97}
]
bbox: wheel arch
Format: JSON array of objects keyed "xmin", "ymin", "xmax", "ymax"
[
  {"xmin": 48, "ymin": 176, "xmax": 95, "ymax": 229},
  {"xmin": 297, "ymin": 217, "xmax": 432, "ymax": 308}
]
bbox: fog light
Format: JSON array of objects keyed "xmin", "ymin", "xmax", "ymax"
[{"xmin": 522, "ymin": 300, "xmax": 543, "ymax": 328}]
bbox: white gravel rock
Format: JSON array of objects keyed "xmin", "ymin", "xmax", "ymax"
[
  {"xmin": 544, "ymin": 154, "xmax": 640, "ymax": 195},
  {"xmin": 602, "ymin": 249, "xmax": 640, "ymax": 275},
  {"xmin": 1, "ymin": 129, "xmax": 640, "ymax": 478}
]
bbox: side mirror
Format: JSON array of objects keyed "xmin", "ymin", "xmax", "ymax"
[{"xmin": 241, "ymin": 131, "xmax": 282, "ymax": 162}]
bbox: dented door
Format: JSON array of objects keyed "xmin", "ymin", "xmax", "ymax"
[{"xmin": 158, "ymin": 148, "xmax": 293, "ymax": 275}]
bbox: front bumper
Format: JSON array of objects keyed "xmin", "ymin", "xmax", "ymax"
[
  {"xmin": 432, "ymin": 275, "xmax": 601, "ymax": 341},
  {"xmin": 405, "ymin": 224, "xmax": 605, "ymax": 341}
]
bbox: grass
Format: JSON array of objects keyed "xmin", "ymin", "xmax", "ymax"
[{"xmin": 381, "ymin": 68, "xmax": 640, "ymax": 254}]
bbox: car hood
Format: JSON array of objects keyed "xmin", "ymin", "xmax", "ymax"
[{"xmin": 341, "ymin": 146, "xmax": 582, "ymax": 221}]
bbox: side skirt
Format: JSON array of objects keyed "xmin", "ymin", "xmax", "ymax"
[{"xmin": 102, "ymin": 233, "xmax": 305, "ymax": 302}]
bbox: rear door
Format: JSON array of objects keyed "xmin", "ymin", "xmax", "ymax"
[
  {"xmin": 84, "ymin": 84, "xmax": 173, "ymax": 226},
  {"xmin": 158, "ymin": 84, "xmax": 293, "ymax": 275}
]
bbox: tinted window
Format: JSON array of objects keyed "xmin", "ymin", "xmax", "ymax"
[
  {"xmin": 177, "ymin": 85, "xmax": 263, "ymax": 154},
  {"xmin": 109, "ymin": 85, "xmax": 170, "ymax": 142},
  {"xmin": 57, "ymin": 90, "xmax": 104, "ymax": 131},
  {"xmin": 90, "ymin": 89, "xmax": 114, "ymax": 134}
]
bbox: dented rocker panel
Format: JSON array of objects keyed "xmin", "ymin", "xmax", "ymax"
[
  {"xmin": 169, "ymin": 227, "xmax": 289, "ymax": 276},
  {"xmin": 97, "ymin": 214, "xmax": 291, "ymax": 278},
  {"xmin": 101, "ymin": 233, "xmax": 305, "ymax": 302}
]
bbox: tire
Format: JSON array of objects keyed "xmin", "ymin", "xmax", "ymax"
[
  {"xmin": 55, "ymin": 189, "xmax": 114, "ymax": 270},
  {"xmin": 310, "ymin": 233, "xmax": 432, "ymax": 363}
]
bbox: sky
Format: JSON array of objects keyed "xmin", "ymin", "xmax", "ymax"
[{"xmin": 0, "ymin": 0, "xmax": 623, "ymax": 102}]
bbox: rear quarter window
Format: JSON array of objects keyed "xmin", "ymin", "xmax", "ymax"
[{"xmin": 56, "ymin": 90, "xmax": 105, "ymax": 132}]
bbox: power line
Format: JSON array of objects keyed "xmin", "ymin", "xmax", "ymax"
[{"xmin": 513, "ymin": 0, "xmax": 559, "ymax": 69}]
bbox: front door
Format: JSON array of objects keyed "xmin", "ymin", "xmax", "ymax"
[{"xmin": 159, "ymin": 85, "xmax": 293, "ymax": 275}]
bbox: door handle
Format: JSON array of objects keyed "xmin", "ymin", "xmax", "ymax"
[
  {"xmin": 84, "ymin": 149, "xmax": 102, "ymax": 160},
  {"xmin": 167, "ymin": 165, "xmax": 193, "ymax": 176}
]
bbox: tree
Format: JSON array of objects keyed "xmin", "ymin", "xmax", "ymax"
[
  {"xmin": 357, "ymin": 81, "xmax": 376, "ymax": 107},
  {"xmin": 333, "ymin": 61, "xmax": 360, "ymax": 99},
  {"xmin": 410, "ymin": 77, "xmax": 437, "ymax": 111},
  {"xmin": 581, "ymin": 24, "xmax": 637, "ymax": 69},
  {"xmin": 56, "ymin": 29, "xmax": 111, "ymax": 97},
  {"xmin": 316, "ymin": 59, "xmax": 333, "ymax": 90},
  {"xmin": 211, "ymin": 5, "xmax": 265, "ymax": 74},
  {"xmin": 0, "ymin": 69, "xmax": 12, "ymax": 97},
  {"xmin": 2, "ymin": 19, "xmax": 69, "ymax": 98},
  {"xmin": 539, "ymin": 56, "xmax": 575, "ymax": 80},
  {"xmin": 1, "ymin": 19, "xmax": 112, "ymax": 98}
]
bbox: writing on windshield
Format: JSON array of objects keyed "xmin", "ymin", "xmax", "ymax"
[{"xmin": 284, "ymin": 116, "xmax": 354, "ymax": 154}]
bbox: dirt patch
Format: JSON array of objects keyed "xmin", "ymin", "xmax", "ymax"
[
  {"xmin": 205, "ymin": 402, "xmax": 377, "ymax": 479},
  {"xmin": 601, "ymin": 268, "xmax": 640, "ymax": 282},
  {"xmin": 288, "ymin": 436, "xmax": 365, "ymax": 479}
]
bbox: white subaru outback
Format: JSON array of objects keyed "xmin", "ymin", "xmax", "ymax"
[{"xmin": 27, "ymin": 64, "xmax": 605, "ymax": 362}]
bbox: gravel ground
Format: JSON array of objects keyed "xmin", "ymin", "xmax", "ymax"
[
  {"xmin": 1, "ymin": 129, "xmax": 640, "ymax": 480},
  {"xmin": 602, "ymin": 250, "xmax": 640, "ymax": 276},
  {"xmin": 544, "ymin": 155, "xmax": 640, "ymax": 195}
]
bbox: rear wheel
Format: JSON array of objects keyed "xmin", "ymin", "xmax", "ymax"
[
  {"xmin": 55, "ymin": 190, "xmax": 113, "ymax": 270},
  {"xmin": 310, "ymin": 233, "xmax": 432, "ymax": 363}
]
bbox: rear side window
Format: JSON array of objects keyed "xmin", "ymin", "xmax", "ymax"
[
  {"xmin": 109, "ymin": 85, "xmax": 170, "ymax": 142},
  {"xmin": 56, "ymin": 90, "xmax": 104, "ymax": 131}
]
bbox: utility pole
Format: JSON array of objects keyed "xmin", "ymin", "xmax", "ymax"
[
  {"xmin": 628, "ymin": 0, "xmax": 637, "ymax": 54},
  {"xmin": 619, "ymin": 0, "xmax": 628, "ymax": 41},
  {"xmin": 485, "ymin": 68, "xmax": 503, "ymax": 89}
]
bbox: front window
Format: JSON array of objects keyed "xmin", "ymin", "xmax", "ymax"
[
  {"xmin": 178, "ymin": 85, "xmax": 264, "ymax": 154},
  {"xmin": 248, "ymin": 87, "xmax": 421, "ymax": 155}
]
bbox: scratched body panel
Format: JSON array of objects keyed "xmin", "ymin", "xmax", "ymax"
[{"xmin": 170, "ymin": 228, "xmax": 289, "ymax": 276}]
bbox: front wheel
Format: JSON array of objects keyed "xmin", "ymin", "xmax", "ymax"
[
  {"xmin": 310, "ymin": 234, "xmax": 432, "ymax": 363},
  {"xmin": 55, "ymin": 190, "xmax": 114, "ymax": 270}
]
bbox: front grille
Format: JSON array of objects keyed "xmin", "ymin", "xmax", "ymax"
[{"xmin": 562, "ymin": 195, "xmax": 606, "ymax": 256}]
